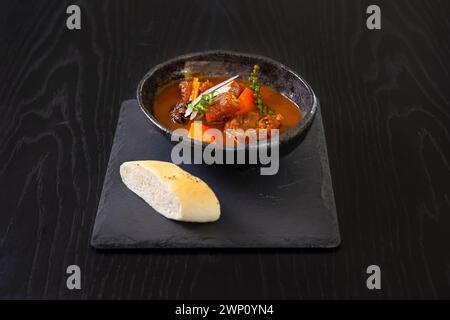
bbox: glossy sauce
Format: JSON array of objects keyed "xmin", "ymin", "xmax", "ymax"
[{"xmin": 153, "ymin": 79, "xmax": 302, "ymax": 133}]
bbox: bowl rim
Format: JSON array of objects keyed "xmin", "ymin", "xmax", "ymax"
[{"xmin": 137, "ymin": 50, "xmax": 318, "ymax": 151}]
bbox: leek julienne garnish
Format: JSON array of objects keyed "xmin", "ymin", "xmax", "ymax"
[{"xmin": 185, "ymin": 75, "xmax": 239, "ymax": 120}]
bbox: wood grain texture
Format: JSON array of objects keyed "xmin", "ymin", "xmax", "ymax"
[{"xmin": 0, "ymin": 0, "xmax": 449, "ymax": 299}]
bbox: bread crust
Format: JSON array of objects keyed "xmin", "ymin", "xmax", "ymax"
[{"xmin": 120, "ymin": 161, "xmax": 220, "ymax": 222}]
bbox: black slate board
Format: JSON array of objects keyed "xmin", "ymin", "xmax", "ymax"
[{"xmin": 91, "ymin": 100, "xmax": 340, "ymax": 248}]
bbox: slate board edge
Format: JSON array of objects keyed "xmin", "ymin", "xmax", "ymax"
[
  {"xmin": 315, "ymin": 106, "xmax": 341, "ymax": 248},
  {"xmin": 90, "ymin": 102, "xmax": 129, "ymax": 248}
]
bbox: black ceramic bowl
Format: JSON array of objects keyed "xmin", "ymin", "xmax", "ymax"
[{"xmin": 137, "ymin": 51, "xmax": 318, "ymax": 157}]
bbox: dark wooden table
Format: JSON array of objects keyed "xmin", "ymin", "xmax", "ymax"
[{"xmin": 1, "ymin": 0, "xmax": 449, "ymax": 299}]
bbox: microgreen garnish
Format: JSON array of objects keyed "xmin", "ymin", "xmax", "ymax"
[
  {"xmin": 248, "ymin": 64, "xmax": 273, "ymax": 115},
  {"xmin": 186, "ymin": 91, "xmax": 216, "ymax": 119}
]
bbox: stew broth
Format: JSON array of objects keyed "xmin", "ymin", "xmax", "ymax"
[{"xmin": 154, "ymin": 79, "xmax": 302, "ymax": 135}]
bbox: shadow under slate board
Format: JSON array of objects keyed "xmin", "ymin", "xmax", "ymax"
[{"xmin": 91, "ymin": 100, "xmax": 340, "ymax": 248}]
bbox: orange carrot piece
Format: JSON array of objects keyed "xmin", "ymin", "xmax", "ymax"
[
  {"xmin": 236, "ymin": 88, "xmax": 255, "ymax": 115},
  {"xmin": 189, "ymin": 77, "xmax": 200, "ymax": 102},
  {"xmin": 188, "ymin": 122, "xmax": 215, "ymax": 143}
]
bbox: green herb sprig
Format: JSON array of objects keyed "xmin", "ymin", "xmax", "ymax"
[
  {"xmin": 248, "ymin": 64, "xmax": 273, "ymax": 115},
  {"xmin": 186, "ymin": 91, "xmax": 216, "ymax": 119}
]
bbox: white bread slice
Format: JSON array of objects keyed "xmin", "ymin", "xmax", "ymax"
[{"xmin": 120, "ymin": 161, "xmax": 220, "ymax": 222}]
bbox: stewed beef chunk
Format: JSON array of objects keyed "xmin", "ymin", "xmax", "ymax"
[
  {"xmin": 258, "ymin": 114, "xmax": 284, "ymax": 136},
  {"xmin": 179, "ymin": 80, "xmax": 214, "ymax": 103},
  {"xmin": 179, "ymin": 81, "xmax": 193, "ymax": 103},
  {"xmin": 224, "ymin": 111, "xmax": 260, "ymax": 131},
  {"xmin": 205, "ymin": 92, "xmax": 240, "ymax": 123},
  {"xmin": 199, "ymin": 80, "xmax": 214, "ymax": 93},
  {"xmin": 169, "ymin": 102, "xmax": 189, "ymax": 124},
  {"xmin": 229, "ymin": 81, "xmax": 243, "ymax": 98}
]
